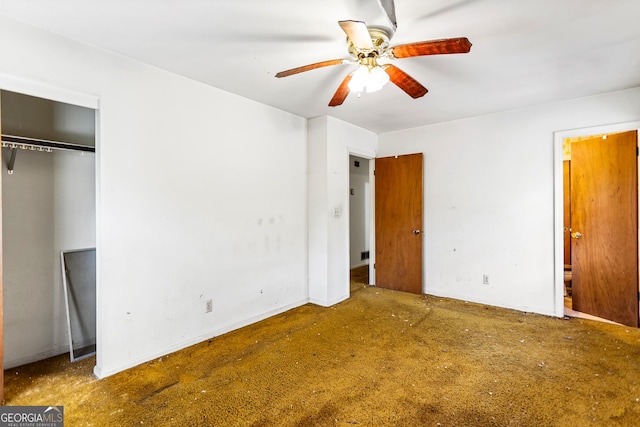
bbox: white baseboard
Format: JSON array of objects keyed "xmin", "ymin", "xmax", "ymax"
[{"xmin": 94, "ymin": 298, "xmax": 309, "ymax": 379}]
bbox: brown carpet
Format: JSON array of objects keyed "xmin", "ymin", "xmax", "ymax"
[{"xmin": 3, "ymin": 267, "xmax": 640, "ymax": 426}]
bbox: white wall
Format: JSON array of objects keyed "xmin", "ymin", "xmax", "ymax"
[
  {"xmin": 0, "ymin": 16, "xmax": 308, "ymax": 377},
  {"xmin": 349, "ymin": 156, "xmax": 370, "ymax": 268},
  {"xmin": 2, "ymin": 148, "xmax": 95, "ymax": 368},
  {"xmin": 378, "ymin": 87, "xmax": 640, "ymax": 317},
  {"xmin": 308, "ymin": 116, "xmax": 377, "ymax": 306}
]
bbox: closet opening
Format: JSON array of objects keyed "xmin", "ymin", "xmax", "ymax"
[{"xmin": 1, "ymin": 89, "xmax": 97, "ymax": 373}]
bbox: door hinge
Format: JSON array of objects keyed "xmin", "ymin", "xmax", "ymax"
[
  {"xmin": 636, "ymin": 146, "xmax": 639, "ymax": 156},
  {"xmin": 373, "ymin": 263, "xmax": 376, "ymax": 269}
]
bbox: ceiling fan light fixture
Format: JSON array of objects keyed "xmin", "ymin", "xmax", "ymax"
[
  {"xmin": 275, "ymin": 18, "xmax": 471, "ymax": 107},
  {"xmin": 348, "ymin": 64, "xmax": 390, "ymax": 94}
]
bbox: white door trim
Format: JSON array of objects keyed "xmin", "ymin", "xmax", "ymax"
[{"xmin": 0, "ymin": 73, "xmax": 99, "ymax": 109}]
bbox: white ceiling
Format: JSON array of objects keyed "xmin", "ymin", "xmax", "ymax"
[{"xmin": 2, "ymin": 0, "xmax": 639, "ymax": 133}]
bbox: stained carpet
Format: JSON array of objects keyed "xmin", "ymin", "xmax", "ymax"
[{"xmin": 3, "ymin": 267, "xmax": 640, "ymax": 426}]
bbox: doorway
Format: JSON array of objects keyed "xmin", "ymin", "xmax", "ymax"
[
  {"xmin": 349, "ymin": 155, "xmax": 371, "ymax": 287},
  {"xmin": 554, "ymin": 123, "xmax": 640, "ymax": 326},
  {"xmin": 1, "ymin": 88, "xmax": 98, "ymax": 401}
]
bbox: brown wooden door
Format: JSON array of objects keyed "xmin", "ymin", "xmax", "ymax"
[
  {"xmin": 570, "ymin": 131, "xmax": 639, "ymax": 327},
  {"xmin": 375, "ymin": 153, "xmax": 423, "ymax": 294}
]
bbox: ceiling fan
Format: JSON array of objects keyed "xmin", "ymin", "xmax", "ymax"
[{"xmin": 275, "ymin": 9, "xmax": 472, "ymax": 107}]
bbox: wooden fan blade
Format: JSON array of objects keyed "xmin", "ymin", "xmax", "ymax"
[
  {"xmin": 275, "ymin": 59, "xmax": 347, "ymax": 78},
  {"xmin": 383, "ymin": 64, "xmax": 428, "ymax": 99},
  {"xmin": 390, "ymin": 37, "xmax": 472, "ymax": 58},
  {"xmin": 338, "ymin": 20, "xmax": 374, "ymax": 50},
  {"xmin": 329, "ymin": 74, "xmax": 352, "ymax": 107}
]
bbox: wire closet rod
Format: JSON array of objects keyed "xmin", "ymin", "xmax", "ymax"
[{"xmin": 1, "ymin": 134, "xmax": 95, "ymax": 153}]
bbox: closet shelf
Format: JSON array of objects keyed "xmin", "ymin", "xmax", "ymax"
[
  {"xmin": 2, "ymin": 134, "xmax": 94, "ymax": 175},
  {"xmin": 2, "ymin": 134, "xmax": 95, "ymax": 152}
]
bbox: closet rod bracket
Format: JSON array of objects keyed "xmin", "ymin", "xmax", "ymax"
[{"xmin": 7, "ymin": 147, "xmax": 17, "ymax": 175}]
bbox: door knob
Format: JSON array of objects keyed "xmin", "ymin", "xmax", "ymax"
[
  {"xmin": 413, "ymin": 229, "xmax": 421, "ymax": 235},
  {"xmin": 571, "ymin": 231, "xmax": 582, "ymax": 239}
]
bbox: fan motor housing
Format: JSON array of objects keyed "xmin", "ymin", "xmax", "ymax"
[{"xmin": 347, "ymin": 26, "xmax": 391, "ymax": 58}]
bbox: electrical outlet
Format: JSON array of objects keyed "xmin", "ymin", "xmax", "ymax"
[
  {"xmin": 206, "ymin": 299, "xmax": 213, "ymax": 313},
  {"xmin": 483, "ymin": 274, "xmax": 490, "ymax": 285}
]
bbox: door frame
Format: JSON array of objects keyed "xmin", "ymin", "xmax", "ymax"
[
  {"xmin": 553, "ymin": 121, "xmax": 640, "ymax": 318},
  {"xmin": 0, "ymin": 74, "xmax": 100, "ymax": 390},
  {"xmin": 347, "ymin": 147, "xmax": 376, "ymax": 287}
]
